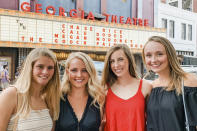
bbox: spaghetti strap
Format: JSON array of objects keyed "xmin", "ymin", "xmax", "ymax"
[
  {"xmin": 139, "ymin": 79, "xmax": 143, "ymax": 91},
  {"xmin": 104, "ymin": 79, "xmax": 146, "ymax": 131}
]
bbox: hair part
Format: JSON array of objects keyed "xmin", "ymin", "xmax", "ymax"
[
  {"xmin": 142, "ymin": 36, "xmax": 186, "ymax": 94},
  {"xmin": 14, "ymin": 48, "xmax": 61, "ymax": 120},
  {"xmin": 101, "ymin": 44, "xmax": 139, "ymax": 88}
]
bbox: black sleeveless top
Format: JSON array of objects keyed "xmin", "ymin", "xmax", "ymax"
[
  {"xmin": 55, "ymin": 95, "xmax": 101, "ymax": 131},
  {"xmin": 147, "ymin": 86, "xmax": 197, "ymax": 131}
]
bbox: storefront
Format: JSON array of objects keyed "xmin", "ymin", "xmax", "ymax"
[{"xmin": 0, "ymin": 7, "xmax": 166, "ymax": 80}]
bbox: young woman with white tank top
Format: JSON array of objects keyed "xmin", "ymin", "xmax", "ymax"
[{"xmin": 0, "ymin": 48, "xmax": 61, "ymax": 131}]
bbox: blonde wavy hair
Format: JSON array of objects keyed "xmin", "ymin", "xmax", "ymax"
[
  {"xmin": 14, "ymin": 48, "xmax": 61, "ymax": 120},
  {"xmin": 142, "ymin": 36, "xmax": 186, "ymax": 94},
  {"xmin": 101, "ymin": 44, "xmax": 139, "ymax": 88},
  {"xmin": 61, "ymin": 52, "xmax": 105, "ymax": 116}
]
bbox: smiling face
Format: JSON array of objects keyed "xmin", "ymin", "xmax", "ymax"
[
  {"xmin": 32, "ymin": 56, "xmax": 55, "ymax": 88},
  {"xmin": 144, "ymin": 41, "xmax": 169, "ymax": 74},
  {"xmin": 67, "ymin": 58, "xmax": 89, "ymax": 89},
  {"xmin": 110, "ymin": 49, "xmax": 129, "ymax": 78}
]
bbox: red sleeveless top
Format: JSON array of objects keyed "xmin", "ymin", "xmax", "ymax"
[{"xmin": 104, "ymin": 79, "xmax": 145, "ymax": 131}]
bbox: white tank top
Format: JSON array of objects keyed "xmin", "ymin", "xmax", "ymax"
[{"xmin": 7, "ymin": 109, "xmax": 53, "ymax": 131}]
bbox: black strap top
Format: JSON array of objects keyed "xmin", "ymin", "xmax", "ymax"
[
  {"xmin": 55, "ymin": 95, "xmax": 101, "ymax": 131},
  {"xmin": 146, "ymin": 86, "xmax": 197, "ymax": 131}
]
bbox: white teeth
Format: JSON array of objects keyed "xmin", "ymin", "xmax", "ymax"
[
  {"xmin": 115, "ymin": 69, "xmax": 122, "ymax": 73},
  {"xmin": 151, "ymin": 64, "xmax": 160, "ymax": 67},
  {"xmin": 75, "ymin": 79, "xmax": 83, "ymax": 82},
  {"xmin": 40, "ymin": 76, "xmax": 48, "ymax": 79}
]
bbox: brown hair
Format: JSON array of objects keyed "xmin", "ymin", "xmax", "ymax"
[
  {"xmin": 101, "ymin": 44, "xmax": 139, "ymax": 88},
  {"xmin": 142, "ymin": 36, "xmax": 186, "ymax": 94}
]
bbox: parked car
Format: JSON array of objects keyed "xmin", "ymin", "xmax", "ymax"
[{"xmin": 93, "ymin": 61, "xmax": 104, "ymax": 80}]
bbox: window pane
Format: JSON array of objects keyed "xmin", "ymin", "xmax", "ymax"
[
  {"xmin": 181, "ymin": 23, "xmax": 186, "ymax": 40},
  {"xmin": 188, "ymin": 24, "xmax": 192, "ymax": 41},
  {"xmin": 168, "ymin": 0, "xmax": 178, "ymax": 7},
  {"xmin": 162, "ymin": 18, "xmax": 167, "ymax": 29},
  {"xmin": 169, "ymin": 20, "xmax": 174, "ymax": 38}
]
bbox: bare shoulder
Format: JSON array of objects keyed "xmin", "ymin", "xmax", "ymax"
[
  {"xmin": 142, "ymin": 79, "xmax": 152, "ymax": 88},
  {"xmin": 0, "ymin": 86, "xmax": 17, "ymax": 96},
  {"xmin": 0, "ymin": 86, "xmax": 17, "ymax": 106},
  {"xmin": 0, "ymin": 86, "xmax": 17, "ymax": 130},
  {"xmin": 142, "ymin": 79, "xmax": 153, "ymax": 97},
  {"xmin": 184, "ymin": 73, "xmax": 197, "ymax": 87}
]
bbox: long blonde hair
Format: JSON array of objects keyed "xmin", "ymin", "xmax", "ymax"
[
  {"xmin": 61, "ymin": 52, "xmax": 105, "ymax": 116},
  {"xmin": 142, "ymin": 36, "xmax": 186, "ymax": 94},
  {"xmin": 14, "ymin": 48, "xmax": 61, "ymax": 120},
  {"xmin": 101, "ymin": 44, "xmax": 139, "ymax": 88}
]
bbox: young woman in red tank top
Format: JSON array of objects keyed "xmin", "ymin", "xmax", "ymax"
[{"xmin": 101, "ymin": 44, "xmax": 152, "ymax": 131}]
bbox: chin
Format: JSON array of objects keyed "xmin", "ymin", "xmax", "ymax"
[
  {"xmin": 152, "ymin": 69, "xmax": 159, "ymax": 73},
  {"xmin": 152, "ymin": 69, "xmax": 164, "ymax": 74},
  {"xmin": 39, "ymin": 81, "xmax": 49, "ymax": 86},
  {"xmin": 115, "ymin": 74, "xmax": 124, "ymax": 78},
  {"xmin": 73, "ymin": 83, "xmax": 86, "ymax": 88},
  {"xmin": 151, "ymin": 67, "xmax": 160, "ymax": 72}
]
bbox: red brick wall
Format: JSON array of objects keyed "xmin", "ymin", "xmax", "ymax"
[
  {"xmin": 161, "ymin": 0, "xmax": 166, "ymax": 4},
  {"xmin": 142, "ymin": 0, "xmax": 154, "ymax": 27},
  {"xmin": 0, "ymin": 0, "xmax": 18, "ymax": 10},
  {"xmin": 101, "ymin": 0, "xmax": 107, "ymax": 14},
  {"xmin": 132, "ymin": 0, "xmax": 137, "ymax": 18},
  {"xmin": 193, "ymin": 0, "xmax": 197, "ymax": 13},
  {"xmin": 76, "ymin": 0, "xmax": 84, "ymax": 10}
]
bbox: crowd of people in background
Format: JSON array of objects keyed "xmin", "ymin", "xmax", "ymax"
[{"xmin": 0, "ymin": 36, "xmax": 196, "ymax": 131}]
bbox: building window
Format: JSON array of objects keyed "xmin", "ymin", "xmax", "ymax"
[
  {"xmin": 188, "ymin": 24, "xmax": 192, "ymax": 41},
  {"xmin": 181, "ymin": 23, "xmax": 186, "ymax": 40},
  {"xmin": 182, "ymin": 0, "xmax": 192, "ymax": 11},
  {"xmin": 168, "ymin": 0, "xmax": 178, "ymax": 7},
  {"xmin": 162, "ymin": 18, "xmax": 167, "ymax": 29},
  {"xmin": 169, "ymin": 20, "xmax": 175, "ymax": 38}
]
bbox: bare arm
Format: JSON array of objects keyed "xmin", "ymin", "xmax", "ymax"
[
  {"xmin": 184, "ymin": 73, "xmax": 197, "ymax": 87},
  {"xmin": 51, "ymin": 121, "xmax": 56, "ymax": 131},
  {"xmin": 0, "ymin": 87, "xmax": 17, "ymax": 130},
  {"xmin": 141, "ymin": 79, "xmax": 153, "ymax": 99},
  {"xmin": 185, "ymin": 74, "xmax": 197, "ymax": 130},
  {"xmin": 99, "ymin": 85, "xmax": 107, "ymax": 131},
  {"xmin": 99, "ymin": 111, "xmax": 106, "ymax": 131}
]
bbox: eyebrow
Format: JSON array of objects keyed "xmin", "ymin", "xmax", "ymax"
[
  {"xmin": 155, "ymin": 50, "xmax": 165, "ymax": 53},
  {"xmin": 146, "ymin": 50, "xmax": 164, "ymax": 53}
]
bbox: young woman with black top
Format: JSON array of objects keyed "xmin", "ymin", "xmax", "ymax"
[
  {"xmin": 55, "ymin": 52, "xmax": 105, "ymax": 131},
  {"xmin": 142, "ymin": 36, "xmax": 197, "ymax": 131}
]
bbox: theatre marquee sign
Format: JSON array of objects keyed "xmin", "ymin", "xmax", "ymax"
[{"xmin": 0, "ymin": 8, "xmax": 166, "ymax": 51}]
